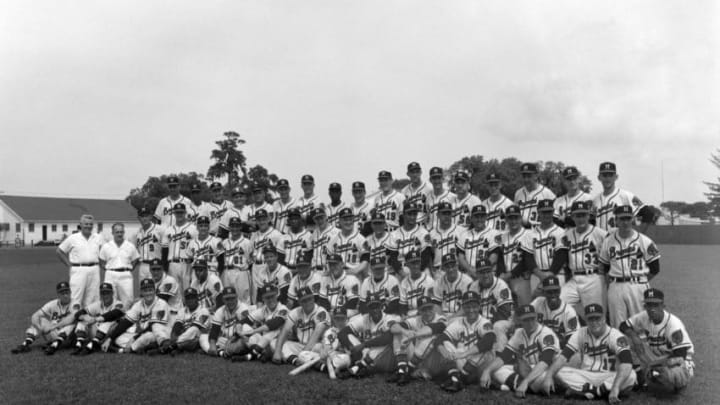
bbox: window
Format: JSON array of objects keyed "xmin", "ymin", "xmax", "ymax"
[
  {"xmin": 62, "ymin": 224, "xmax": 68, "ymax": 232},
  {"xmin": 15, "ymin": 223, "xmax": 20, "ymax": 233},
  {"xmin": 51, "ymin": 224, "xmax": 57, "ymax": 232},
  {"xmin": 29, "ymin": 223, "xmax": 35, "ymax": 232},
  {"xmin": 97, "ymin": 223, "xmax": 103, "ymax": 232}
]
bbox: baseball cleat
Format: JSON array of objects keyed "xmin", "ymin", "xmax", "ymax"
[
  {"xmin": 44, "ymin": 345, "xmax": 57, "ymax": 356},
  {"xmin": 385, "ymin": 372, "xmax": 401, "ymax": 384},
  {"xmin": 397, "ymin": 373, "xmax": 411, "ymax": 386},
  {"xmin": 441, "ymin": 379, "xmax": 464, "ymax": 393},
  {"xmin": 11, "ymin": 345, "xmax": 31, "ymax": 354}
]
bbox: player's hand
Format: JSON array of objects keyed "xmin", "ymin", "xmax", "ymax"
[
  {"xmin": 101, "ymin": 339, "xmax": 111, "ymax": 352},
  {"xmin": 515, "ymin": 382, "xmax": 527, "ymax": 398},
  {"xmin": 272, "ymin": 351, "xmax": 283, "ymax": 364},
  {"xmin": 608, "ymin": 388, "xmax": 621, "ymax": 404},
  {"xmin": 208, "ymin": 346, "xmax": 218, "ymax": 357},
  {"xmin": 540, "ymin": 376, "xmax": 555, "ymax": 395},
  {"xmin": 479, "ymin": 371, "xmax": 492, "ymax": 389}
]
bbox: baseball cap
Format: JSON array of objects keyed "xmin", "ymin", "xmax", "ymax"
[
  {"xmin": 254, "ymin": 209, "xmax": 269, "ymax": 219},
  {"xmin": 584, "ymin": 303, "xmax": 604, "ymax": 318},
  {"xmin": 210, "ymin": 182, "xmax": 223, "ymax": 191},
  {"xmin": 437, "ymin": 201, "xmax": 453, "ymax": 213},
  {"xmin": 486, "ymin": 172, "xmax": 501, "ymax": 183},
  {"xmin": 190, "ymin": 183, "xmax": 202, "ymax": 193},
  {"xmin": 454, "ymin": 171, "xmax": 470, "ymax": 182},
  {"xmin": 230, "ymin": 186, "xmax": 244, "ymax": 196},
  {"xmin": 571, "ymin": 201, "xmax": 591, "ymax": 214},
  {"xmin": 56, "ymin": 281, "xmax": 70, "ymax": 293},
  {"xmin": 167, "ymin": 176, "xmax": 179, "ymax": 185},
  {"xmin": 99, "ymin": 282, "xmax": 114, "ymax": 293},
  {"xmin": 441, "ymin": 253, "xmax": 457, "ymax": 267},
  {"xmin": 520, "ymin": 163, "xmax": 538, "ymax": 174},
  {"xmin": 614, "ymin": 205, "xmax": 634, "ymax": 218},
  {"xmin": 222, "ymin": 286, "xmax": 237, "ymax": 298},
  {"xmin": 542, "ymin": 276, "xmax": 561, "ymax": 290},
  {"xmin": 429, "ymin": 167, "xmax": 443, "ymax": 178},
  {"xmin": 403, "ymin": 201, "xmax": 420, "ymax": 213},
  {"xmin": 563, "ymin": 167, "xmax": 580, "ymax": 179},
  {"xmin": 339, "ymin": 207, "xmax": 354, "ymax": 218},
  {"xmin": 301, "ymin": 174, "xmax": 315, "ymax": 184},
  {"xmin": 418, "ymin": 295, "xmax": 434, "ymax": 310},
  {"xmin": 228, "ymin": 217, "xmax": 243, "ymax": 227},
  {"xmin": 329, "ymin": 182, "xmax": 342, "ymax": 191},
  {"xmin": 471, "ymin": 205, "xmax": 487, "ymax": 216},
  {"xmin": 516, "ymin": 305, "xmax": 537, "ymax": 320},
  {"xmin": 537, "ymin": 199, "xmax": 554, "ymax": 212},
  {"xmin": 311, "ymin": 207, "xmax": 326, "ymax": 218},
  {"xmin": 327, "ymin": 253, "xmax": 343, "ymax": 264},
  {"xmin": 332, "ymin": 307, "xmax": 348, "ymax": 318},
  {"xmin": 196, "ymin": 216, "xmax": 210, "ymax": 225},
  {"xmin": 262, "ymin": 244, "xmax": 278, "ymax": 255},
  {"xmin": 370, "ymin": 211, "xmax": 386, "ymax": 223},
  {"xmin": 505, "ymin": 205, "xmax": 521, "ymax": 217},
  {"xmin": 277, "ymin": 179, "xmax": 290, "ymax": 189},
  {"xmin": 352, "ymin": 181, "xmax": 365, "ymax": 191},
  {"xmin": 137, "ymin": 207, "xmax": 152, "ymax": 217},
  {"xmin": 405, "ymin": 250, "xmax": 421, "ymax": 263},
  {"xmin": 367, "ymin": 292, "xmax": 384, "ymax": 307},
  {"xmin": 644, "ymin": 288, "xmax": 664, "ymax": 303},
  {"xmin": 475, "ymin": 256, "xmax": 493, "ymax": 271},
  {"xmin": 407, "ymin": 162, "xmax": 421, "ymax": 172},
  {"xmin": 192, "ymin": 259, "xmax": 209, "ymax": 269},
  {"xmin": 462, "ymin": 291, "xmax": 480, "ymax": 305},
  {"xmin": 287, "ymin": 207, "xmax": 302, "ymax": 218},
  {"xmin": 370, "ymin": 256, "xmax": 386, "ymax": 268},
  {"xmin": 297, "ymin": 250, "xmax": 313, "ymax": 266},
  {"xmin": 252, "ymin": 183, "xmax": 265, "ymax": 192},
  {"xmin": 184, "ymin": 287, "xmax": 199, "ymax": 298},
  {"xmin": 378, "ymin": 170, "xmax": 393, "ymax": 180},
  {"xmin": 297, "ymin": 286, "xmax": 315, "ymax": 301},
  {"xmin": 599, "ymin": 162, "xmax": 617, "ymax": 174},
  {"xmin": 140, "ymin": 278, "xmax": 155, "ymax": 290},
  {"xmin": 149, "ymin": 258, "xmax": 163, "ymax": 269},
  {"xmin": 260, "ymin": 284, "xmax": 280, "ymax": 298},
  {"xmin": 172, "ymin": 203, "xmax": 186, "ymax": 213}
]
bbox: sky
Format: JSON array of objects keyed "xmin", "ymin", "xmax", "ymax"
[{"xmin": 1, "ymin": 0, "xmax": 718, "ymax": 205}]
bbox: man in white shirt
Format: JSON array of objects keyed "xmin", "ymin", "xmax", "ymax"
[
  {"xmin": 99, "ymin": 223, "xmax": 140, "ymax": 309},
  {"xmin": 57, "ymin": 214, "xmax": 104, "ymax": 307}
]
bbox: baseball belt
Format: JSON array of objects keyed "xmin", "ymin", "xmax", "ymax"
[
  {"xmin": 573, "ymin": 269, "xmax": 598, "ymax": 275},
  {"xmin": 107, "ymin": 268, "xmax": 132, "ymax": 272},
  {"xmin": 71, "ymin": 262, "xmax": 99, "ymax": 267},
  {"xmin": 609, "ymin": 276, "xmax": 647, "ymax": 283},
  {"xmin": 170, "ymin": 259, "xmax": 191, "ymax": 263}
]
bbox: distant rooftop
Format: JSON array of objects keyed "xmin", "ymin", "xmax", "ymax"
[{"xmin": 0, "ymin": 195, "xmax": 137, "ymax": 222}]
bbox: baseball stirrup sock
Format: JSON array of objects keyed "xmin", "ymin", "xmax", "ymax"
[{"xmin": 505, "ymin": 373, "xmax": 520, "ymax": 390}]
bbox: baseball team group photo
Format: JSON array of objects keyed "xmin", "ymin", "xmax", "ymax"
[{"xmin": 1, "ymin": 1, "xmax": 718, "ymax": 404}]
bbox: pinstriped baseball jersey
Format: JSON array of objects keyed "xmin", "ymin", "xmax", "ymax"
[
  {"xmin": 186, "ymin": 235, "xmax": 223, "ymax": 271},
  {"xmin": 211, "ymin": 302, "xmax": 250, "ymax": 337},
  {"xmin": 373, "ymin": 191, "xmax": 406, "ymax": 229},
  {"xmin": 426, "ymin": 190, "xmax": 455, "ymax": 231},
  {"xmin": 363, "ymin": 232, "xmax": 390, "ymax": 260},
  {"xmin": 399, "ymin": 273, "xmax": 435, "ymax": 316},
  {"xmin": 297, "ymin": 194, "xmax": 320, "ymax": 221},
  {"xmin": 443, "ymin": 315, "xmax": 493, "ymax": 348},
  {"xmin": 553, "ymin": 191, "xmax": 591, "ymax": 224},
  {"xmin": 626, "ymin": 310, "xmax": 694, "ymax": 358},
  {"xmin": 514, "ymin": 185, "xmax": 556, "ymax": 227},
  {"xmin": 189, "ymin": 274, "xmax": 223, "ymax": 310},
  {"xmin": 40, "ymin": 299, "xmax": 76, "ymax": 322},
  {"xmin": 530, "ymin": 297, "xmax": 579, "ymax": 343},
  {"xmin": 433, "ymin": 273, "xmax": 473, "ymax": 314},
  {"xmin": 351, "ymin": 200, "xmax": 373, "ymax": 233},
  {"xmin": 273, "ymin": 197, "xmax": 298, "ymax": 234},
  {"xmin": 125, "ymin": 297, "xmax": 170, "ymax": 330},
  {"xmin": 557, "ymin": 225, "xmax": 607, "ymax": 274},
  {"xmin": 83, "ymin": 298, "xmax": 123, "ymax": 317},
  {"xmin": 155, "ymin": 274, "xmax": 181, "ymax": 308},
  {"xmin": 288, "ymin": 271, "xmax": 323, "ymax": 301},
  {"xmin": 599, "ymin": 230, "xmax": 660, "ymax": 279},
  {"xmin": 404, "ymin": 313, "xmax": 447, "ymax": 332},
  {"xmin": 325, "ymin": 201, "xmax": 348, "ymax": 228},
  {"xmin": 155, "ymin": 196, "xmax": 196, "ymax": 227},
  {"xmin": 482, "ymin": 195, "xmax": 513, "ymax": 231},
  {"xmin": 176, "ymin": 305, "xmax": 212, "ymax": 332},
  {"xmin": 288, "ymin": 304, "xmax": 330, "ymax": 345},
  {"xmin": 249, "ymin": 227, "xmax": 285, "ymax": 266},
  {"xmin": 310, "ymin": 225, "xmax": 339, "ymax": 269},
  {"xmin": 327, "ymin": 231, "xmax": 367, "ymax": 267},
  {"xmin": 452, "ymin": 193, "xmax": 482, "ymax": 229},
  {"xmin": 359, "ymin": 273, "xmax": 400, "ymax": 304},
  {"xmin": 348, "ymin": 312, "xmax": 400, "ymax": 341},
  {"xmin": 248, "ymin": 202, "xmax": 276, "ymax": 224},
  {"xmin": 253, "ymin": 264, "xmax": 292, "ymax": 292},
  {"xmin": 218, "ymin": 206, "xmax": 251, "ymax": 232},
  {"xmin": 401, "ymin": 181, "xmax": 433, "ymax": 225},
  {"xmin": 199, "ymin": 200, "xmax": 233, "ymax": 234},
  {"xmin": 385, "ymin": 225, "xmax": 431, "ymax": 267},
  {"xmin": 456, "ymin": 226, "xmax": 501, "ymax": 269},
  {"xmin": 280, "ymin": 230, "xmax": 312, "ymax": 268},
  {"xmin": 135, "ymin": 223, "xmax": 164, "ymax": 261},
  {"xmin": 248, "ymin": 302, "xmax": 289, "ymax": 325},
  {"xmin": 320, "ymin": 272, "xmax": 360, "ymax": 310},
  {"xmin": 592, "ymin": 188, "xmax": 644, "ymax": 231},
  {"xmin": 566, "ymin": 326, "xmax": 630, "ymax": 372},
  {"xmin": 162, "ymin": 223, "xmax": 198, "ymax": 261},
  {"xmin": 428, "ymin": 224, "xmax": 462, "ymax": 268},
  {"xmin": 498, "ymin": 228, "xmax": 534, "ymax": 275},
  {"xmin": 506, "ymin": 325, "xmax": 560, "ymax": 366},
  {"xmin": 529, "ymin": 224, "xmax": 565, "ymax": 270},
  {"xmin": 221, "ymin": 236, "xmax": 253, "ymax": 270},
  {"xmin": 470, "ymin": 277, "xmax": 512, "ymax": 320}
]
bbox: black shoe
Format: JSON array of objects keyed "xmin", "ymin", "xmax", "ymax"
[
  {"xmin": 79, "ymin": 347, "xmax": 93, "ymax": 356},
  {"xmin": 231, "ymin": 353, "xmax": 253, "ymax": 362},
  {"xmin": 397, "ymin": 372, "xmax": 411, "ymax": 386},
  {"xmin": 337, "ymin": 370, "xmax": 353, "ymax": 380},
  {"xmin": 146, "ymin": 348, "xmax": 162, "ymax": 356},
  {"xmin": 11, "ymin": 345, "xmax": 30, "ymax": 354},
  {"xmin": 386, "ymin": 372, "xmax": 401, "ymax": 384},
  {"xmin": 441, "ymin": 379, "xmax": 464, "ymax": 393},
  {"xmin": 71, "ymin": 345, "xmax": 85, "ymax": 355},
  {"xmin": 44, "ymin": 345, "xmax": 58, "ymax": 356},
  {"xmin": 355, "ymin": 366, "xmax": 371, "ymax": 378}
]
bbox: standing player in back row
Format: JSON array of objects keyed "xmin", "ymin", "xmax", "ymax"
[
  {"xmin": 482, "ymin": 173, "xmax": 513, "ymax": 232},
  {"xmin": 154, "ymin": 176, "xmax": 195, "ymax": 227},
  {"xmin": 456, "ymin": 205, "xmax": 502, "ymax": 279},
  {"xmin": 553, "ymin": 166, "xmax": 591, "ymax": 228},
  {"xmin": 426, "ymin": 167, "xmax": 455, "ymax": 231},
  {"xmin": 350, "ymin": 181, "xmax": 374, "ymax": 236},
  {"xmin": 529, "ymin": 200, "xmax": 565, "ymax": 294},
  {"xmin": 451, "ymin": 170, "xmax": 482, "ymax": 229},
  {"xmin": 273, "ymin": 179, "xmax": 297, "ymax": 234},
  {"xmin": 297, "ymin": 175, "xmax": 320, "ymax": 230},
  {"xmin": 374, "ymin": 171, "xmax": 406, "ymax": 231},
  {"xmin": 199, "ymin": 182, "xmax": 233, "ymax": 236},
  {"xmin": 593, "ymin": 162, "xmax": 654, "ymax": 232},
  {"xmin": 328, "ymin": 208, "xmax": 368, "ymax": 279},
  {"xmin": 515, "ymin": 163, "xmax": 556, "ymax": 229},
  {"xmin": 401, "ymin": 162, "xmax": 433, "ymax": 228},
  {"xmin": 135, "ymin": 207, "xmax": 164, "ymax": 282},
  {"xmin": 325, "ymin": 183, "xmax": 348, "ymax": 228}
]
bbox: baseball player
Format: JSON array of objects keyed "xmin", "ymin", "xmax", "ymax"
[
  {"xmin": 319, "ymin": 307, "xmax": 352, "ymax": 377},
  {"xmin": 482, "ymin": 172, "xmax": 514, "ymax": 232},
  {"xmin": 317, "ymin": 253, "xmax": 361, "ymax": 317},
  {"xmin": 549, "ymin": 200, "xmax": 608, "ymax": 317},
  {"xmin": 279, "ymin": 208, "xmax": 312, "ymax": 273},
  {"xmin": 337, "ymin": 293, "xmax": 400, "ymax": 377},
  {"xmin": 540, "ymin": 304, "xmax": 637, "ymax": 403},
  {"xmin": 248, "ymin": 208, "xmax": 285, "ymax": 277},
  {"xmin": 350, "ymin": 181, "xmax": 374, "ymax": 236},
  {"xmin": 161, "ymin": 203, "xmax": 198, "ymax": 291},
  {"xmin": 272, "ymin": 179, "xmax": 297, "ymax": 234},
  {"xmin": 252, "ymin": 245, "xmax": 292, "ymax": 305},
  {"xmin": 531, "ymin": 276, "xmax": 579, "ymax": 348},
  {"xmin": 386, "ymin": 202, "xmax": 432, "ymax": 277},
  {"xmin": 398, "ymin": 250, "xmax": 435, "ymax": 317},
  {"xmin": 514, "ymin": 163, "xmax": 557, "ymax": 228},
  {"xmin": 327, "ymin": 207, "xmax": 368, "ymax": 278},
  {"xmin": 105, "ymin": 278, "xmax": 170, "ymax": 354},
  {"xmin": 426, "ymin": 167, "xmax": 456, "ymax": 231},
  {"xmin": 98, "ymin": 223, "xmax": 140, "ymax": 309},
  {"xmin": 529, "ymin": 199, "xmax": 565, "ymax": 294},
  {"xmin": 154, "ymin": 176, "xmax": 194, "ymax": 227},
  {"xmin": 428, "ymin": 201, "xmax": 462, "ymax": 276},
  {"xmin": 388, "ymin": 296, "xmax": 447, "ymax": 385},
  {"xmin": 221, "ymin": 217, "xmax": 254, "ymax": 305},
  {"xmin": 593, "ymin": 162, "xmax": 654, "ymax": 232},
  {"xmin": 187, "ymin": 183, "xmax": 204, "ymax": 223},
  {"xmin": 401, "ymin": 162, "xmax": 433, "ymax": 227},
  {"xmin": 231, "ymin": 284, "xmax": 290, "ymax": 362},
  {"xmin": 619, "ymin": 288, "xmax": 694, "ymax": 394},
  {"xmin": 185, "ymin": 216, "xmax": 224, "ymax": 279},
  {"xmin": 325, "ymin": 182, "xmax": 347, "ymax": 228},
  {"xmin": 451, "ymin": 170, "xmax": 482, "ymax": 229},
  {"xmin": 149, "ymin": 258, "xmax": 181, "ymax": 319},
  {"xmin": 359, "ymin": 256, "xmax": 401, "ymax": 315},
  {"xmin": 553, "ymin": 166, "xmax": 591, "ymax": 227},
  {"xmin": 272, "ymin": 286, "xmax": 330, "ymax": 364},
  {"xmin": 432, "ymin": 254, "xmax": 473, "ymax": 319},
  {"xmin": 56, "ymin": 214, "xmax": 103, "ymax": 308},
  {"xmin": 482, "ymin": 305, "xmax": 561, "ymax": 398},
  {"xmin": 71, "ymin": 283, "xmax": 125, "ymax": 355},
  {"xmin": 469, "ymin": 257, "xmax": 513, "ymax": 350},
  {"xmin": 246, "ymin": 183, "xmax": 276, "ymax": 231},
  {"xmin": 309, "ymin": 207, "xmax": 339, "ymax": 271},
  {"xmin": 287, "ymin": 251, "xmax": 323, "ymax": 308},
  {"xmin": 599, "ymin": 205, "xmax": 660, "ymax": 327},
  {"xmin": 201, "ymin": 286, "xmax": 250, "ymax": 357},
  {"xmin": 497, "ymin": 205, "xmax": 537, "ymax": 306},
  {"xmin": 11, "ymin": 282, "xmax": 78, "ymax": 355},
  {"xmin": 297, "ymin": 174, "xmax": 320, "ymax": 229},
  {"xmin": 189, "ymin": 259, "xmax": 223, "ymax": 311},
  {"xmin": 373, "ymin": 170, "xmax": 406, "ymax": 231},
  {"xmin": 199, "ymin": 181, "xmax": 233, "ymax": 236},
  {"xmin": 361, "ymin": 211, "xmax": 390, "ymax": 261},
  {"xmin": 433, "ymin": 291, "xmax": 497, "ymax": 392},
  {"xmin": 164, "ymin": 287, "xmax": 212, "ymax": 355},
  {"xmin": 135, "ymin": 207, "xmax": 164, "ymax": 282},
  {"xmin": 456, "ymin": 205, "xmax": 502, "ymax": 278},
  {"xmin": 218, "ymin": 186, "xmax": 251, "ymax": 239}
]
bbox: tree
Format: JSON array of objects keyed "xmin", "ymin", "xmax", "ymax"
[
  {"xmin": 126, "ymin": 172, "xmax": 210, "ymax": 211},
  {"xmin": 207, "ymin": 131, "xmax": 248, "ymax": 188},
  {"xmin": 660, "ymin": 201, "xmax": 688, "ymax": 225},
  {"xmin": 705, "ymin": 148, "xmax": 720, "ymax": 217},
  {"xmin": 684, "ymin": 201, "xmax": 712, "ymax": 220},
  {"xmin": 244, "ymin": 164, "xmax": 280, "ymax": 202}
]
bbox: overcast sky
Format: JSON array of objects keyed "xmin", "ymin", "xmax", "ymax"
[{"xmin": 1, "ymin": 0, "xmax": 718, "ymax": 204}]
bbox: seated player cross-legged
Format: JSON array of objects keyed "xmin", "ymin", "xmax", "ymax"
[
  {"xmin": 272, "ymin": 286, "xmax": 330, "ymax": 366},
  {"xmin": 230, "ymin": 284, "xmax": 290, "ymax": 362},
  {"xmin": 163, "ymin": 287, "xmax": 212, "ymax": 356},
  {"xmin": 72, "ymin": 282, "xmax": 125, "ymax": 355},
  {"xmin": 202, "ymin": 286, "xmax": 250, "ymax": 358}
]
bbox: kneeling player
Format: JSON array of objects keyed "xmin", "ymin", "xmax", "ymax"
[
  {"xmin": 272, "ymin": 286, "xmax": 330, "ymax": 365},
  {"xmin": 388, "ymin": 296, "xmax": 447, "ymax": 385},
  {"xmin": 231, "ymin": 285, "xmax": 290, "ymax": 362},
  {"xmin": 482, "ymin": 305, "xmax": 560, "ymax": 398},
  {"xmin": 72, "ymin": 282, "xmax": 125, "ymax": 355},
  {"xmin": 11, "ymin": 282, "xmax": 78, "ymax": 355},
  {"xmin": 619, "ymin": 288, "xmax": 694, "ymax": 394},
  {"xmin": 202, "ymin": 286, "xmax": 250, "ymax": 358},
  {"xmin": 433, "ymin": 291, "xmax": 496, "ymax": 393},
  {"xmin": 165, "ymin": 287, "xmax": 212, "ymax": 355}
]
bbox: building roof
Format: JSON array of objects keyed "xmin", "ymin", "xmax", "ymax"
[{"xmin": 0, "ymin": 195, "xmax": 137, "ymax": 222}]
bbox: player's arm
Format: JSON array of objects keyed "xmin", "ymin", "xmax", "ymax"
[
  {"xmin": 548, "ymin": 248, "xmax": 568, "ymax": 275},
  {"xmin": 609, "ymin": 348, "xmax": 634, "ymax": 403},
  {"xmin": 482, "ymin": 348, "xmax": 513, "ymax": 388},
  {"xmin": 494, "ymin": 302, "xmax": 513, "ymax": 321},
  {"xmin": 216, "ymin": 253, "xmax": 225, "ymax": 275},
  {"xmin": 419, "ymin": 246, "xmax": 433, "ymax": 272},
  {"xmin": 336, "ymin": 326, "xmax": 359, "ymax": 351},
  {"xmin": 386, "ymin": 249, "xmax": 402, "ymax": 273},
  {"xmin": 272, "ymin": 318, "xmax": 294, "ymax": 362},
  {"xmin": 539, "ymin": 345, "xmax": 575, "ymax": 395},
  {"xmin": 404, "ymin": 323, "xmax": 446, "ymax": 341},
  {"xmin": 303, "ymin": 322, "xmax": 328, "ymax": 351}
]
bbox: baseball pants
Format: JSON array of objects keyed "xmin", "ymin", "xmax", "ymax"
[
  {"xmin": 128, "ymin": 324, "xmax": 170, "ymax": 352},
  {"xmin": 561, "ymin": 274, "xmax": 605, "ymax": 319},
  {"xmin": 608, "ymin": 281, "xmax": 649, "ymax": 328},
  {"xmin": 281, "ymin": 341, "xmax": 323, "ymax": 362},
  {"xmin": 27, "ymin": 319, "xmax": 75, "ymax": 343},
  {"xmin": 393, "ymin": 335, "xmax": 436, "ymax": 364},
  {"xmin": 248, "ymin": 330, "xmax": 281, "ymax": 350},
  {"xmin": 493, "ymin": 364, "xmax": 548, "ymax": 390},
  {"xmin": 222, "ymin": 269, "xmax": 253, "ymax": 306},
  {"xmin": 428, "ymin": 342, "xmax": 494, "ymax": 378},
  {"xmin": 175, "ymin": 326, "xmax": 202, "ymax": 350},
  {"xmin": 75, "ymin": 320, "xmax": 115, "ymax": 339},
  {"xmin": 103, "ymin": 270, "xmax": 134, "ymax": 309},
  {"xmin": 345, "ymin": 334, "xmax": 395, "ymax": 372},
  {"xmin": 69, "ymin": 265, "xmax": 100, "ymax": 308},
  {"xmin": 556, "ymin": 367, "xmax": 636, "ymax": 392},
  {"xmin": 493, "ymin": 320, "xmax": 512, "ymax": 352},
  {"xmin": 168, "ymin": 262, "xmax": 191, "ymax": 292}
]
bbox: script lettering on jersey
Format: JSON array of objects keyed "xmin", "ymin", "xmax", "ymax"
[
  {"xmin": 284, "ymin": 238, "xmax": 309, "ymax": 250},
  {"xmin": 296, "ymin": 318, "xmax": 316, "ymax": 332},
  {"xmin": 533, "ymin": 236, "xmax": 557, "ymax": 250},
  {"xmin": 138, "ymin": 233, "xmax": 158, "ymax": 246},
  {"xmin": 458, "ymin": 331, "xmax": 479, "ymax": 346},
  {"xmin": 518, "ymin": 342, "xmax": 540, "ymax": 358},
  {"xmin": 397, "ymin": 236, "xmax": 421, "ymax": 250},
  {"xmin": 569, "ymin": 239, "xmax": 593, "ymax": 253},
  {"xmin": 518, "ymin": 199, "xmax": 538, "ymax": 210},
  {"xmin": 406, "ymin": 286, "xmax": 427, "ymax": 302},
  {"xmin": 434, "ymin": 235, "xmax": 457, "ymax": 251},
  {"xmin": 211, "ymin": 207, "xmax": 227, "ymax": 220},
  {"xmin": 608, "ymin": 245, "xmax": 642, "ymax": 260},
  {"xmin": 463, "ymin": 238, "xmax": 490, "ymax": 250}
]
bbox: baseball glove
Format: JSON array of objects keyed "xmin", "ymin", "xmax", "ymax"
[{"xmin": 646, "ymin": 358, "xmax": 690, "ymax": 393}]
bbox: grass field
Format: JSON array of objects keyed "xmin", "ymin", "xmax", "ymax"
[{"xmin": 0, "ymin": 245, "xmax": 718, "ymax": 404}]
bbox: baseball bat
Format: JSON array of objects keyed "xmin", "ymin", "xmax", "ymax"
[
  {"xmin": 326, "ymin": 357, "xmax": 337, "ymax": 380},
  {"xmin": 288, "ymin": 357, "xmax": 322, "ymax": 376}
]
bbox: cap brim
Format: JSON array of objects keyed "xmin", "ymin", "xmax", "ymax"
[
  {"xmin": 518, "ymin": 313, "xmax": 537, "ymax": 320},
  {"xmin": 57, "ymin": 288, "xmax": 70, "ymax": 293},
  {"xmin": 419, "ymin": 302, "xmax": 435, "ymax": 310},
  {"xmin": 585, "ymin": 313, "xmax": 604, "ymax": 319},
  {"xmin": 644, "ymin": 298, "xmax": 663, "ymax": 304},
  {"xmin": 462, "ymin": 299, "xmax": 479, "ymax": 305},
  {"xmin": 571, "ymin": 210, "xmax": 590, "ymax": 214},
  {"xmin": 615, "ymin": 214, "xmax": 633, "ymax": 219},
  {"xmin": 542, "ymin": 285, "xmax": 561, "ymax": 291}
]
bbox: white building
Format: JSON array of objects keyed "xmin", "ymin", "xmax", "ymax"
[{"xmin": 0, "ymin": 195, "xmax": 139, "ymax": 246}]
